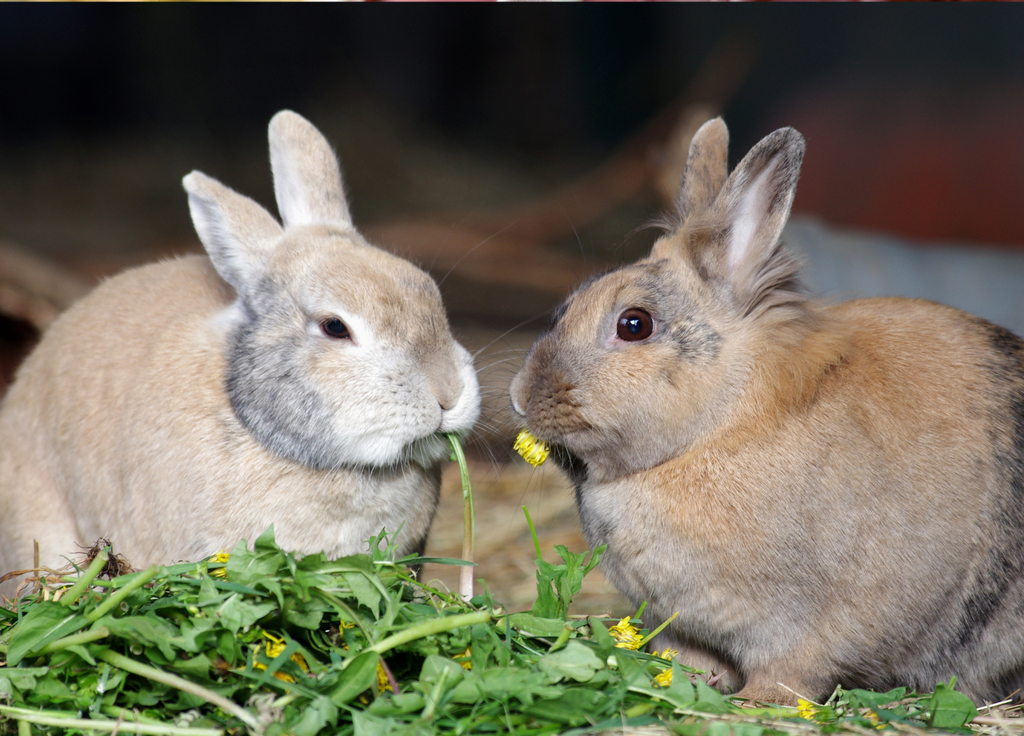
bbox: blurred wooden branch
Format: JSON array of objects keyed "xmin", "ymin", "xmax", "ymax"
[
  {"xmin": 0, "ymin": 240, "xmax": 90, "ymax": 331},
  {"xmin": 0, "ymin": 239, "xmax": 91, "ymax": 390},
  {"xmin": 364, "ymin": 36, "xmax": 758, "ymax": 322},
  {"xmin": 0, "ymin": 38, "xmax": 756, "ymax": 389}
]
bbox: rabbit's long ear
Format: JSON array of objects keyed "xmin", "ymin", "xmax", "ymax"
[
  {"xmin": 677, "ymin": 117, "xmax": 730, "ymax": 220},
  {"xmin": 715, "ymin": 127, "xmax": 805, "ymax": 316},
  {"xmin": 183, "ymin": 171, "xmax": 284, "ymax": 294},
  {"xmin": 268, "ymin": 110, "xmax": 352, "ymax": 229}
]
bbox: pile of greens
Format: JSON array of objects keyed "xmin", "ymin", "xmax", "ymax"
[{"xmin": 0, "ymin": 526, "xmax": 986, "ymax": 736}]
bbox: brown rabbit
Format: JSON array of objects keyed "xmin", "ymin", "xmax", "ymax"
[
  {"xmin": 510, "ymin": 118, "xmax": 1024, "ymax": 705},
  {"xmin": 0, "ymin": 111, "xmax": 480, "ymax": 597}
]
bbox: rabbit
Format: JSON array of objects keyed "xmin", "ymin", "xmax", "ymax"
[
  {"xmin": 509, "ymin": 117, "xmax": 1024, "ymax": 706},
  {"xmin": 0, "ymin": 110, "xmax": 480, "ymax": 596}
]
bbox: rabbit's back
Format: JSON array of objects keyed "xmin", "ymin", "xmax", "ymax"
[
  {"xmin": 0, "ymin": 257, "xmax": 222, "ymax": 572},
  {"xmin": 0, "ymin": 255, "xmax": 442, "ymax": 576}
]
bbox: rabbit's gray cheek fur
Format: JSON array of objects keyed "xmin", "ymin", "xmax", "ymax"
[
  {"xmin": 226, "ymin": 309, "xmax": 341, "ymax": 470},
  {"xmin": 667, "ymin": 319, "xmax": 721, "ymax": 362}
]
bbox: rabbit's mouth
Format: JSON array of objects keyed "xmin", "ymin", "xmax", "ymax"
[
  {"xmin": 520, "ymin": 415, "xmax": 595, "ymax": 452},
  {"xmin": 400, "ymin": 432, "xmax": 452, "ymax": 467}
]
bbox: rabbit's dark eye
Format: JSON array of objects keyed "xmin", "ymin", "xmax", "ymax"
[
  {"xmin": 616, "ymin": 308, "xmax": 654, "ymax": 342},
  {"xmin": 320, "ymin": 318, "xmax": 351, "ymax": 340}
]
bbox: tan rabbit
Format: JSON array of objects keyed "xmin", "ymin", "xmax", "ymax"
[
  {"xmin": 0, "ymin": 111, "xmax": 480, "ymax": 595},
  {"xmin": 510, "ymin": 118, "xmax": 1024, "ymax": 705}
]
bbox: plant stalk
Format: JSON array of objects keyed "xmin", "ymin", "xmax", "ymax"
[
  {"xmin": 366, "ymin": 610, "xmax": 492, "ymax": 656},
  {"xmin": 34, "ymin": 626, "xmax": 110, "ymax": 655},
  {"xmin": 447, "ymin": 433, "xmax": 475, "ymax": 600},
  {"xmin": 0, "ymin": 706, "xmax": 223, "ymax": 736},
  {"xmin": 59, "ymin": 547, "xmax": 109, "ymax": 606},
  {"xmin": 638, "ymin": 611, "xmax": 680, "ymax": 649},
  {"xmin": 101, "ymin": 706, "xmax": 167, "ymax": 725},
  {"xmin": 96, "ymin": 649, "xmax": 260, "ymax": 731},
  {"xmin": 522, "ymin": 506, "xmax": 542, "ymax": 561},
  {"xmin": 86, "ymin": 565, "xmax": 160, "ymax": 622},
  {"xmin": 548, "ymin": 622, "xmax": 574, "ymax": 652},
  {"xmin": 421, "ymin": 666, "xmax": 449, "ymax": 720}
]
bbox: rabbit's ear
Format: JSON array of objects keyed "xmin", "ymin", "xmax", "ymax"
[
  {"xmin": 714, "ymin": 127, "xmax": 805, "ymax": 314},
  {"xmin": 268, "ymin": 110, "xmax": 352, "ymax": 229},
  {"xmin": 677, "ymin": 117, "xmax": 730, "ymax": 220},
  {"xmin": 183, "ymin": 171, "xmax": 283, "ymax": 294}
]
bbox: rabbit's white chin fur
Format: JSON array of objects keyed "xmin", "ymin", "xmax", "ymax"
[
  {"xmin": 337, "ymin": 415, "xmax": 477, "ymax": 469},
  {"xmin": 404, "ymin": 433, "xmax": 453, "ymax": 467}
]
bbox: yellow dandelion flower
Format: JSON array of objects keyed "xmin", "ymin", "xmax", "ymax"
[
  {"xmin": 209, "ymin": 550, "xmax": 230, "ymax": 579},
  {"xmin": 652, "ymin": 647, "xmax": 678, "ymax": 687},
  {"xmin": 864, "ymin": 710, "xmax": 884, "ymax": 730},
  {"xmin": 608, "ymin": 616, "xmax": 643, "ymax": 650},
  {"xmin": 253, "ymin": 632, "xmax": 308, "ymax": 683},
  {"xmin": 797, "ymin": 699, "xmax": 817, "ymax": 721},
  {"xmin": 514, "ymin": 429, "xmax": 550, "ymax": 467},
  {"xmin": 454, "ymin": 646, "xmax": 472, "ymax": 670},
  {"xmin": 376, "ymin": 662, "xmax": 392, "ymax": 693}
]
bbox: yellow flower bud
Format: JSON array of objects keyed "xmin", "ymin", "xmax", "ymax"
[
  {"xmin": 514, "ymin": 429, "xmax": 550, "ymax": 467},
  {"xmin": 209, "ymin": 550, "xmax": 230, "ymax": 579}
]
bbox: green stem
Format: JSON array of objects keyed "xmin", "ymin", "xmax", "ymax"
[
  {"xmin": 421, "ymin": 666, "xmax": 449, "ymax": 720},
  {"xmin": 86, "ymin": 565, "xmax": 160, "ymax": 622},
  {"xmin": 366, "ymin": 610, "xmax": 492, "ymax": 656},
  {"xmin": 17, "ymin": 718, "xmax": 30, "ymax": 736},
  {"xmin": 0, "ymin": 706, "xmax": 223, "ymax": 736},
  {"xmin": 548, "ymin": 622, "xmax": 573, "ymax": 653},
  {"xmin": 59, "ymin": 576, "xmax": 114, "ymax": 588},
  {"xmin": 271, "ymin": 691, "xmax": 302, "ymax": 710},
  {"xmin": 623, "ymin": 701, "xmax": 659, "ymax": 719},
  {"xmin": 59, "ymin": 547, "xmax": 109, "ymax": 606},
  {"xmin": 522, "ymin": 506, "xmax": 542, "ymax": 561},
  {"xmin": 101, "ymin": 706, "xmax": 165, "ymax": 725},
  {"xmin": 446, "ymin": 433, "xmax": 475, "ymax": 600},
  {"xmin": 34, "ymin": 626, "xmax": 110, "ymax": 655},
  {"xmin": 637, "ymin": 611, "xmax": 680, "ymax": 649},
  {"xmin": 96, "ymin": 649, "xmax": 259, "ymax": 731}
]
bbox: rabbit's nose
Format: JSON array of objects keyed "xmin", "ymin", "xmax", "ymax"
[{"xmin": 429, "ymin": 374, "xmax": 459, "ymax": 411}]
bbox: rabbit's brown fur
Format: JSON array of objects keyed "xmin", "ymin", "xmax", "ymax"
[
  {"xmin": 511, "ymin": 118, "xmax": 1024, "ymax": 705},
  {"xmin": 0, "ymin": 112, "xmax": 479, "ymax": 594}
]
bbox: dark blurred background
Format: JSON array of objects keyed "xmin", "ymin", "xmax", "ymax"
[
  {"xmin": 3, "ymin": 5, "xmax": 1024, "ymax": 398},
  {"xmin": 4, "ymin": 5, "xmax": 1024, "ymax": 612},
  {"xmin": 4, "ymin": 6, "xmax": 1024, "ymax": 248}
]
